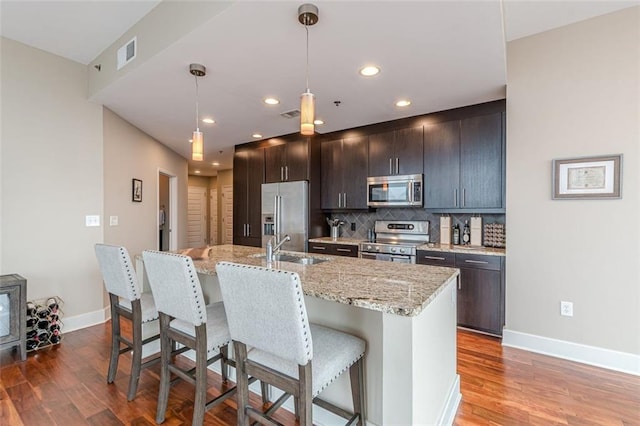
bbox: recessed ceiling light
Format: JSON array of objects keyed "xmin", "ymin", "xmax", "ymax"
[
  {"xmin": 395, "ymin": 99, "xmax": 411, "ymax": 107},
  {"xmin": 212, "ymin": 162, "xmax": 220, "ymax": 166},
  {"xmin": 359, "ymin": 65, "xmax": 380, "ymax": 77},
  {"xmin": 313, "ymin": 119, "xmax": 324, "ymax": 125},
  {"xmin": 252, "ymin": 133, "xmax": 263, "ymax": 139},
  {"xmin": 194, "ymin": 170, "xmax": 201, "ymax": 174},
  {"xmin": 264, "ymin": 98, "xmax": 280, "ymax": 105},
  {"xmin": 202, "ymin": 118, "xmax": 215, "ymax": 124}
]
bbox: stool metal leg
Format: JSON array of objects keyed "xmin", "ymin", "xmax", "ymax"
[
  {"xmin": 127, "ymin": 300, "xmax": 143, "ymax": 401},
  {"xmin": 107, "ymin": 294, "xmax": 121, "ymax": 384},
  {"xmin": 156, "ymin": 313, "xmax": 172, "ymax": 424}
]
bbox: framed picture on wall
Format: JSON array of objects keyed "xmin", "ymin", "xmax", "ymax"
[
  {"xmin": 132, "ymin": 178, "xmax": 143, "ymax": 202},
  {"xmin": 552, "ymin": 154, "xmax": 622, "ymax": 199}
]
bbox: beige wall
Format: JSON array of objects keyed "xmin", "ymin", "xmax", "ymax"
[
  {"xmin": 103, "ymin": 108, "xmax": 188, "ymax": 256},
  {"xmin": 216, "ymin": 169, "xmax": 233, "ymax": 245},
  {"xmin": 506, "ymin": 7, "xmax": 639, "ymax": 355},
  {"xmin": 0, "ymin": 38, "xmax": 105, "ymax": 318}
]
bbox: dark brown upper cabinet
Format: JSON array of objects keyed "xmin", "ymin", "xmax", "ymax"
[
  {"xmin": 368, "ymin": 126, "xmax": 423, "ymax": 177},
  {"xmin": 233, "ymin": 147, "xmax": 264, "ymax": 247},
  {"xmin": 264, "ymin": 138, "xmax": 308, "ymax": 183},
  {"xmin": 424, "ymin": 112, "xmax": 504, "ymax": 212},
  {"xmin": 321, "ymin": 135, "xmax": 368, "ymax": 210}
]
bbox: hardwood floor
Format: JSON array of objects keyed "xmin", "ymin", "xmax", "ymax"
[{"xmin": 1, "ymin": 324, "xmax": 638, "ymax": 425}]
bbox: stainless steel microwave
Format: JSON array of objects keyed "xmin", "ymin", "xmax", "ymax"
[{"xmin": 367, "ymin": 174, "xmax": 423, "ymax": 207}]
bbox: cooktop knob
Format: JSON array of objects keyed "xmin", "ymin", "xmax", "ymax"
[
  {"xmin": 366, "ymin": 245, "xmax": 372, "ymax": 250},
  {"xmin": 390, "ymin": 247, "xmax": 396, "ymax": 253},
  {"xmin": 399, "ymin": 248, "xmax": 405, "ymax": 254}
]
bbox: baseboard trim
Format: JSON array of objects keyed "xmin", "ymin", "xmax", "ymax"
[
  {"xmin": 502, "ymin": 329, "xmax": 640, "ymax": 376},
  {"xmin": 438, "ymin": 374, "xmax": 461, "ymax": 426},
  {"xmin": 62, "ymin": 306, "xmax": 110, "ymax": 333}
]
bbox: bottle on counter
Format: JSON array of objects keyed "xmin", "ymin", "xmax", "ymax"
[
  {"xmin": 453, "ymin": 224, "xmax": 460, "ymax": 245},
  {"xmin": 462, "ymin": 220, "xmax": 471, "ymax": 245}
]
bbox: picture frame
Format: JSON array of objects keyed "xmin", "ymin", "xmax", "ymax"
[
  {"xmin": 132, "ymin": 178, "xmax": 143, "ymax": 202},
  {"xmin": 552, "ymin": 154, "xmax": 622, "ymax": 200}
]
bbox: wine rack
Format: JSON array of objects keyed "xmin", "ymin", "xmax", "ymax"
[{"xmin": 26, "ymin": 296, "xmax": 63, "ymax": 351}]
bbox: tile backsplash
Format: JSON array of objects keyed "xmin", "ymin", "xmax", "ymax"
[{"xmin": 328, "ymin": 209, "xmax": 506, "ymax": 245}]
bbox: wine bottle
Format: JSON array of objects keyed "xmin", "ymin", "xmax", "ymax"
[
  {"xmin": 26, "ymin": 339, "xmax": 38, "ymax": 351},
  {"xmin": 38, "ymin": 319, "xmax": 50, "ymax": 330},
  {"xmin": 26, "ymin": 302, "xmax": 36, "ymax": 317},
  {"xmin": 462, "ymin": 220, "xmax": 471, "ymax": 245},
  {"xmin": 26, "ymin": 317, "xmax": 38, "ymax": 328},
  {"xmin": 37, "ymin": 308, "xmax": 49, "ymax": 319},
  {"xmin": 453, "ymin": 225, "xmax": 460, "ymax": 245}
]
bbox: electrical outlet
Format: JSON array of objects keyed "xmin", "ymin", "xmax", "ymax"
[
  {"xmin": 350, "ymin": 222, "xmax": 356, "ymax": 231},
  {"xmin": 560, "ymin": 301, "xmax": 573, "ymax": 317},
  {"xmin": 109, "ymin": 216, "xmax": 119, "ymax": 226}
]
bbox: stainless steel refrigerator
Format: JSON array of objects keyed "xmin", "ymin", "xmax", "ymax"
[{"xmin": 261, "ymin": 181, "xmax": 308, "ymax": 252}]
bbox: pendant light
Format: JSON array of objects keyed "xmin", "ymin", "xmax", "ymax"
[
  {"xmin": 298, "ymin": 4, "xmax": 318, "ymax": 136},
  {"xmin": 189, "ymin": 63, "xmax": 206, "ymax": 161}
]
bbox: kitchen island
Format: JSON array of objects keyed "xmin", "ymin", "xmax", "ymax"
[{"xmin": 139, "ymin": 244, "xmax": 461, "ymax": 425}]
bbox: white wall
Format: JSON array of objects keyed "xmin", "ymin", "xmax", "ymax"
[
  {"xmin": 0, "ymin": 37, "xmax": 105, "ymax": 317},
  {"xmin": 505, "ymin": 7, "xmax": 639, "ymax": 362},
  {"xmin": 103, "ymin": 108, "xmax": 188, "ymax": 256}
]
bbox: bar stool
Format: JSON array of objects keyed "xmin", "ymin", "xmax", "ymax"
[
  {"xmin": 216, "ymin": 261, "xmax": 366, "ymax": 426},
  {"xmin": 141, "ymin": 250, "xmax": 237, "ymax": 425},
  {"xmin": 94, "ymin": 243, "xmax": 160, "ymax": 401}
]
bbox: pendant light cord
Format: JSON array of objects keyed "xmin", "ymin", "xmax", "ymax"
[
  {"xmin": 194, "ymin": 74, "xmax": 200, "ymax": 131},
  {"xmin": 305, "ymin": 25, "xmax": 310, "ymax": 91}
]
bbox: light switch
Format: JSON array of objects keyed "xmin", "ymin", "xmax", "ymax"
[
  {"xmin": 85, "ymin": 215, "xmax": 100, "ymax": 227},
  {"xmin": 110, "ymin": 216, "xmax": 119, "ymax": 226}
]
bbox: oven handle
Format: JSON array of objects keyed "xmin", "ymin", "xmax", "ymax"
[{"xmin": 360, "ymin": 252, "xmax": 378, "ymax": 260}]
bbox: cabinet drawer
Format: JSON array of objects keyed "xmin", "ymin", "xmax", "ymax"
[
  {"xmin": 416, "ymin": 250, "xmax": 455, "ymax": 267},
  {"xmin": 333, "ymin": 244, "xmax": 359, "ymax": 258},
  {"xmin": 308, "ymin": 243, "xmax": 331, "ymax": 254},
  {"xmin": 455, "ymin": 253, "xmax": 501, "ymax": 271}
]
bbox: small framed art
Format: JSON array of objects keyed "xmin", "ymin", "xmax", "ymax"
[
  {"xmin": 552, "ymin": 154, "xmax": 622, "ymax": 199},
  {"xmin": 132, "ymin": 178, "xmax": 143, "ymax": 202}
]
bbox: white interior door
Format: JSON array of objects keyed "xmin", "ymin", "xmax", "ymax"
[
  {"xmin": 187, "ymin": 186, "xmax": 207, "ymax": 248},
  {"xmin": 222, "ymin": 184, "xmax": 233, "ymax": 244},
  {"xmin": 209, "ymin": 189, "xmax": 218, "ymax": 245}
]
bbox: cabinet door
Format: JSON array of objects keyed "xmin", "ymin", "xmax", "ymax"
[
  {"xmin": 232, "ymin": 151, "xmax": 249, "ymax": 243},
  {"xmin": 284, "ymin": 138, "xmax": 309, "ymax": 182},
  {"xmin": 246, "ymin": 148, "xmax": 264, "ymax": 240},
  {"xmin": 460, "ymin": 113, "xmax": 503, "ymax": 209},
  {"xmin": 424, "ymin": 121, "xmax": 460, "ymax": 209},
  {"xmin": 341, "ymin": 136, "xmax": 368, "ymax": 209},
  {"xmin": 333, "ymin": 244, "xmax": 359, "ymax": 257},
  {"xmin": 264, "ymin": 144, "xmax": 286, "ymax": 183},
  {"xmin": 457, "ymin": 267, "xmax": 503, "ymax": 335},
  {"xmin": 308, "ymin": 242, "xmax": 333, "ymax": 255},
  {"xmin": 416, "ymin": 250, "xmax": 455, "ymax": 267},
  {"xmin": 395, "ymin": 127, "xmax": 423, "ymax": 175},
  {"xmin": 321, "ymin": 140, "xmax": 343, "ymax": 209},
  {"xmin": 368, "ymin": 131, "xmax": 395, "ymax": 176}
]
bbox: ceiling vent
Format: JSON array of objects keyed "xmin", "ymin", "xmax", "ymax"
[
  {"xmin": 280, "ymin": 109, "xmax": 301, "ymax": 119},
  {"xmin": 117, "ymin": 37, "xmax": 137, "ymax": 70}
]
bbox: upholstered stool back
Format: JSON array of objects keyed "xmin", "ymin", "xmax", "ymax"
[
  {"xmin": 95, "ymin": 243, "xmax": 140, "ymax": 301},
  {"xmin": 215, "ymin": 262, "xmax": 313, "ymax": 366},
  {"xmin": 141, "ymin": 250, "xmax": 207, "ymax": 327}
]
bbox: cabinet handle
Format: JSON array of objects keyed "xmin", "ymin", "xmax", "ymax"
[
  {"xmin": 247, "ymin": 224, "xmax": 251, "ymax": 236},
  {"xmin": 464, "ymin": 259, "xmax": 489, "ymax": 265},
  {"xmin": 243, "ymin": 224, "xmax": 247, "ymax": 236},
  {"xmin": 462, "ymin": 188, "xmax": 466, "ymax": 207},
  {"xmin": 423, "ymin": 255, "xmax": 446, "ymax": 261},
  {"xmin": 338, "ymin": 193, "xmax": 342, "ymax": 208},
  {"xmin": 395, "ymin": 157, "xmax": 399, "ymax": 174},
  {"xmin": 389, "ymin": 158, "xmax": 393, "ymax": 175},
  {"xmin": 285, "ymin": 166, "xmax": 289, "ymax": 181},
  {"xmin": 343, "ymin": 193, "xmax": 347, "ymax": 207},
  {"xmin": 454, "ymin": 189, "xmax": 458, "ymax": 207},
  {"xmin": 311, "ymin": 246, "xmax": 327, "ymax": 250},
  {"xmin": 458, "ymin": 277, "xmax": 461, "ymax": 290},
  {"xmin": 336, "ymin": 248, "xmax": 351, "ymax": 252}
]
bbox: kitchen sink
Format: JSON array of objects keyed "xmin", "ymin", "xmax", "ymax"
[{"xmin": 249, "ymin": 253, "xmax": 329, "ymax": 265}]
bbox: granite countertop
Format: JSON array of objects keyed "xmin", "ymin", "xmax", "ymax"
[
  {"xmin": 417, "ymin": 243, "xmax": 506, "ymax": 257},
  {"xmin": 191, "ymin": 244, "xmax": 459, "ymax": 317},
  {"xmin": 308, "ymin": 237, "xmax": 363, "ymax": 246}
]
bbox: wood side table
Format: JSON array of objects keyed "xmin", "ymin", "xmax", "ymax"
[{"xmin": 0, "ymin": 274, "xmax": 27, "ymax": 361}]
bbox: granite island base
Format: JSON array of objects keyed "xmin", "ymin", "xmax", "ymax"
[{"xmin": 137, "ymin": 245, "xmax": 460, "ymax": 425}]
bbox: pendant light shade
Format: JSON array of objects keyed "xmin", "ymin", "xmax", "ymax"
[
  {"xmin": 300, "ymin": 89, "xmax": 315, "ymax": 135},
  {"xmin": 191, "ymin": 130, "xmax": 203, "ymax": 161},
  {"xmin": 298, "ymin": 4, "xmax": 318, "ymax": 136},
  {"xmin": 189, "ymin": 63, "xmax": 206, "ymax": 161}
]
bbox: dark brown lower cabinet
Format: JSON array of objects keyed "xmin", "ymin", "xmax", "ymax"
[
  {"xmin": 308, "ymin": 242, "xmax": 359, "ymax": 258},
  {"xmin": 417, "ymin": 250, "xmax": 505, "ymax": 336}
]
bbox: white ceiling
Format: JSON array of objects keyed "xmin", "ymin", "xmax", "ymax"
[{"xmin": 1, "ymin": 0, "xmax": 637, "ymax": 176}]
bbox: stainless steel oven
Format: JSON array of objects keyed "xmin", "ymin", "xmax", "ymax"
[
  {"xmin": 359, "ymin": 220, "xmax": 430, "ymax": 264},
  {"xmin": 367, "ymin": 174, "xmax": 423, "ymax": 207}
]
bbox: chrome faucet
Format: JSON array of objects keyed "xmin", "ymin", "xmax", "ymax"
[{"xmin": 266, "ymin": 234, "xmax": 291, "ymax": 261}]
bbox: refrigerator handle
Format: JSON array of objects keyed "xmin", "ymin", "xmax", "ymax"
[{"xmin": 274, "ymin": 195, "xmax": 281, "ymax": 242}]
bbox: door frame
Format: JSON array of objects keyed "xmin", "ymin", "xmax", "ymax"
[{"xmin": 158, "ymin": 168, "xmax": 178, "ymax": 251}]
